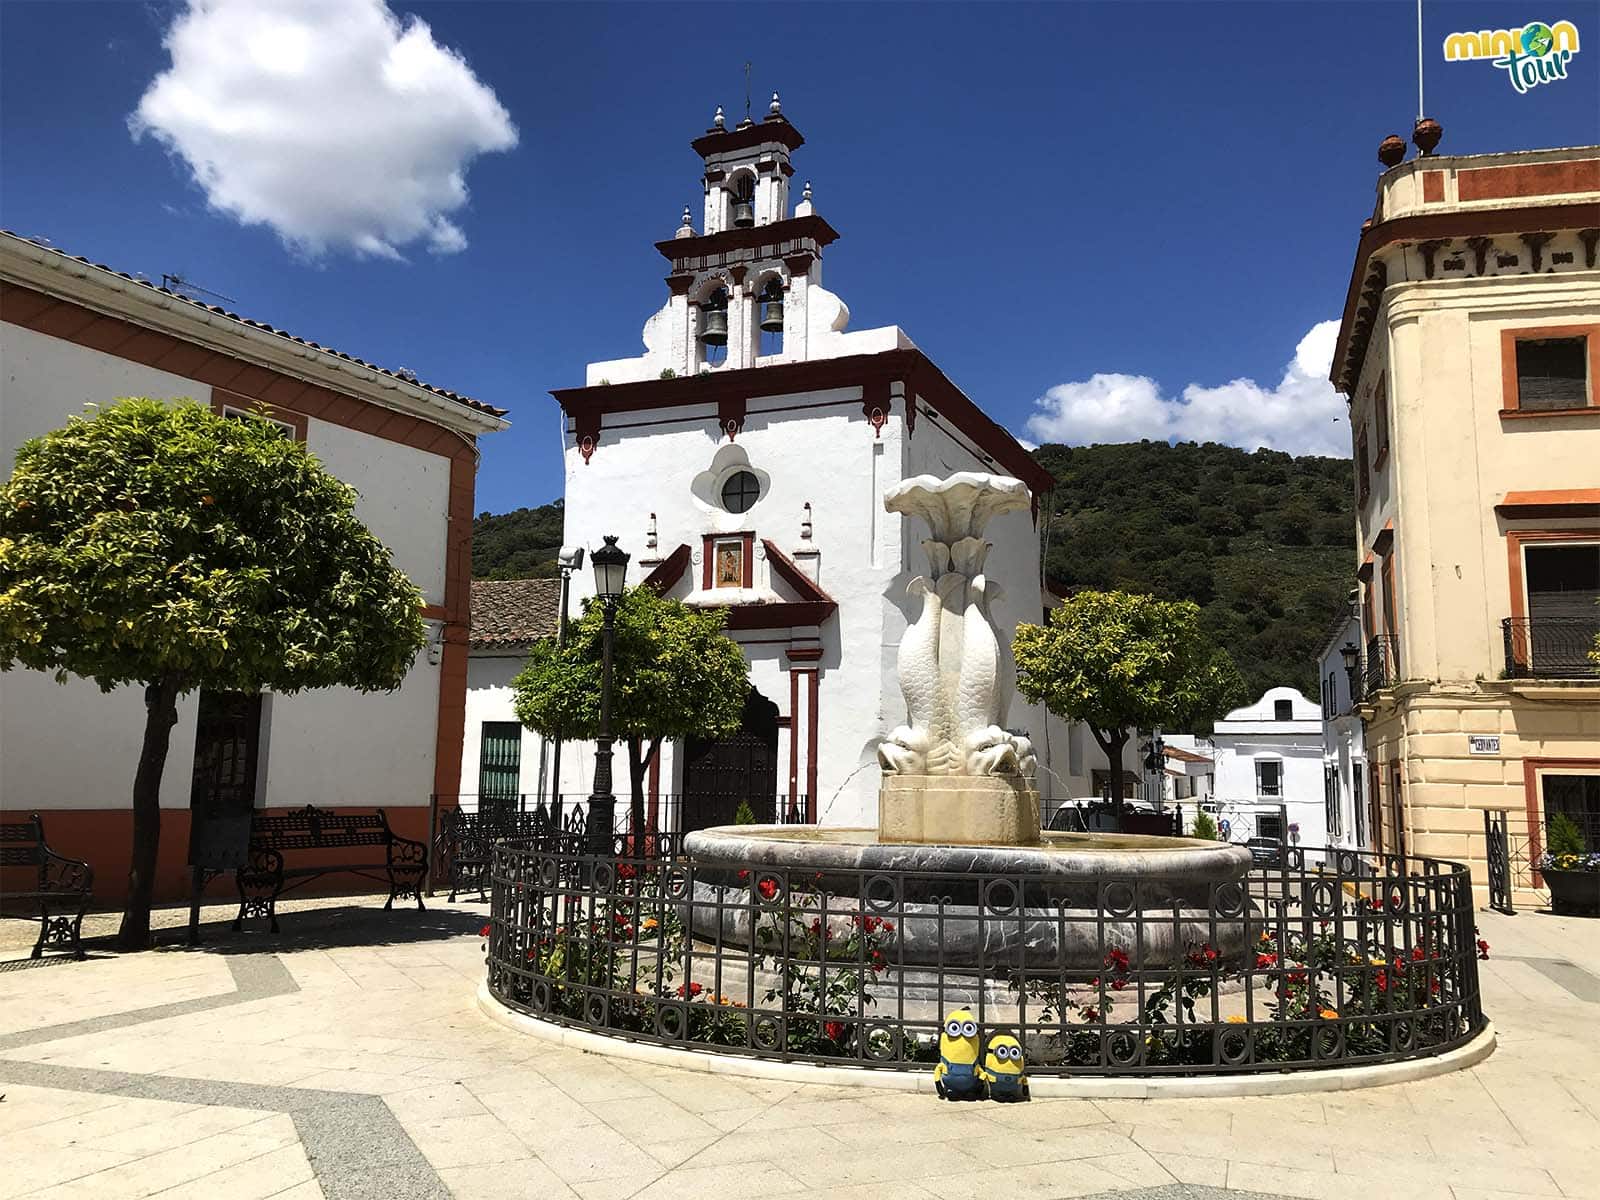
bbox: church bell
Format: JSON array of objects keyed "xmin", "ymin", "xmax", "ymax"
[
  {"xmin": 732, "ymin": 200, "xmax": 755, "ymax": 228},
  {"xmin": 759, "ymin": 297, "xmax": 784, "ymax": 333},
  {"xmin": 700, "ymin": 309, "xmax": 729, "ymax": 346}
]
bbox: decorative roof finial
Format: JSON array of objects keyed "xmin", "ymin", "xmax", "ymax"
[
  {"xmin": 1377, "ymin": 134, "xmax": 1407, "ymax": 168},
  {"xmin": 675, "ymin": 205, "xmax": 695, "ymax": 239},
  {"xmin": 802, "ymin": 180, "xmax": 812, "ymax": 202},
  {"xmin": 712, "ymin": 105, "xmax": 725, "ymax": 130},
  {"xmin": 769, "ymin": 90, "xmax": 782, "ymax": 117},
  {"xmin": 1412, "ymin": 116, "xmax": 1443, "ymax": 156},
  {"xmin": 681, "ymin": 205, "xmax": 693, "ymax": 227}
]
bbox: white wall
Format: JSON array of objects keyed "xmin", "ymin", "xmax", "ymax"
[
  {"xmin": 1211, "ymin": 687, "xmax": 1327, "ymax": 849},
  {"xmin": 1317, "ymin": 615, "xmax": 1369, "ymax": 852},
  {"xmin": 463, "ymin": 653, "xmax": 552, "ymax": 803},
  {"xmin": 0, "ymin": 319, "xmax": 451, "ymax": 814},
  {"xmin": 307, "ymin": 417, "xmax": 450, "ymax": 607}
]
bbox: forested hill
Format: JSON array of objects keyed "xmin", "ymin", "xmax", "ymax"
[
  {"xmin": 472, "ymin": 501, "xmax": 565, "ymax": 579},
  {"xmin": 1033, "ymin": 441, "xmax": 1353, "ymax": 699},
  {"xmin": 470, "ymin": 442, "xmax": 1355, "ymax": 698}
]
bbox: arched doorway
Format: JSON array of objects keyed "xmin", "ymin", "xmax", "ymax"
[{"xmin": 681, "ymin": 687, "xmax": 779, "ymax": 832}]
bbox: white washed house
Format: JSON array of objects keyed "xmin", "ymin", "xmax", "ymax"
[
  {"xmin": 541, "ymin": 103, "xmax": 1114, "ymax": 830},
  {"xmin": 1210, "ymin": 687, "xmax": 1326, "ymax": 851},
  {"xmin": 0, "ymin": 232, "xmax": 507, "ymax": 900},
  {"xmin": 1315, "ymin": 605, "xmax": 1371, "ymax": 854}
]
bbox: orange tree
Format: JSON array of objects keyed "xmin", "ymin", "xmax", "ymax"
[{"xmin": 0, "ymin": 399, "xmax": 425, "ymax": 948}]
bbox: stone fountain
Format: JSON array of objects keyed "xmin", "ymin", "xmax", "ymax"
[{"xmin": 683, "ymin": 472, "xmax": 1252, "ymax": 969}]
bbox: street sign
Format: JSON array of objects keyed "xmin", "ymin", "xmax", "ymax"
[{"xmin": 1468, "ymin": 734, "xmax": 1501, "ymax": 756}]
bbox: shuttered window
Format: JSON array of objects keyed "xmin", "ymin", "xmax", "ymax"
[
  {"xmin": 1527, "ymin": 544, "xmax": 1600, "ymax": 621},
  {"xmin": 478, "ymin": 722, "xmax": 522, "ymax": 803},
  {"xmin": 1515, "ymin": 337, "xmax": 1589, "ymax": 410}
]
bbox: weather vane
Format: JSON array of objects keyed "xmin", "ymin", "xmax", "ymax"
[{"xmin": 744, "ymin": 61, "xmax": 752, "ymax": 120}]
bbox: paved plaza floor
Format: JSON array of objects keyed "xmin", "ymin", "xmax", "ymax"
[{"xmin": 1, "ymin": 896, "xmax": 1596, "ymax": 1200}]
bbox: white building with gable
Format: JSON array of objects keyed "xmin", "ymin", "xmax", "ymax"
[
  {"xmin": 1210, "ymin": 687, "xmax": 1327, "ymax": 852},
  {"xmin": 496, "ymin": 99, "xmax": 1115, "ymax": 831}
]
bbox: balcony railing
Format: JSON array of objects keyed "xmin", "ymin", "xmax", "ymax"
[
  {"xmin": 1362, "ymin": 634, "xmax": 1399, "ymax": 698},
  {"xmin": 1501, "ymin": 617, "xmax": 1600, "ymax": 680}
]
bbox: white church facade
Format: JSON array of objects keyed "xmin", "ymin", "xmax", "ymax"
[{"xmin": 465, "ymin": 101, "xmax": 1115, "ymax": 830}]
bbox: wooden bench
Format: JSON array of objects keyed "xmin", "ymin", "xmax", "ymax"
[
  {"xmin": 236, "ymin": 805, "xmax": 427, "ymax": 933},
  {"xmin": 0, "ymin": 813, "xmax": 93, "ymax": 959}
]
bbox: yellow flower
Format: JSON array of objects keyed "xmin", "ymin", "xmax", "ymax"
[
  {"xmin": 1320, "ymin": 1008, "xmax": 1339, "ymax": 1020},
  {"xmin": 641, "ymin": 917, "xmax": 659, "ymax": 931},
  {"xmin": 1226, "ymin": 1015, "xmax": 1248, "ymax": 1024}
]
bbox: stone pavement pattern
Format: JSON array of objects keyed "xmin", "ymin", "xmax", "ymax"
[{"xmin": 1, "ymin": 898, "xmax": 1597, "ymax": 1200}]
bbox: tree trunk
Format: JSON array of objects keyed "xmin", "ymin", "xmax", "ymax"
[
  {"xmin": 1089, "ymin": 726, "xmax": 1130, "ymax": 821},
  {"xmin": 118, "ymin": 674, "xmax": 181, "ymax": 950},
  {"xmin": 626, "ymin": 737, "xmax": 647, "ymax": 841}
]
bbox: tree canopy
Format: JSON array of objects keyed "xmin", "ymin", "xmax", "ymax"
[
  {"xmin": 473, "ymin": 501, "xmax": 564, "ymax": 579},
  {"xmin": 1013, "ymin": 589, "xmax": 1245, "ymax": 804},
  {"xmin": 0, "ymin": 399, "xmax": 427, "ymax": 945},
  {"xmin": 512, "ymin": 585, "xmax": 749, "ymax": 832}
]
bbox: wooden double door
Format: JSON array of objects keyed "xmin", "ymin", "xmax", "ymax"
[{"xmin": 680, "ymin": 688, "xmax": 780, "ymax": 833}]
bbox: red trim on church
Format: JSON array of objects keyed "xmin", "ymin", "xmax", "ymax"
[{"xmin": 553, "ymin": 348, "xmax": 1053, "ymax": 494}]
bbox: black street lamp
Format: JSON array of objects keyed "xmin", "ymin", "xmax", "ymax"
[
  {"xmin": 587, "ymin": 535, "xmax": 629, "ymax": 856},
  {"xmin": 1339, "ymin": 642, "xmax": 1360, "ymax": 707}
]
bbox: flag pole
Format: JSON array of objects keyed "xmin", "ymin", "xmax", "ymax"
[{"xmin": 1417, "ymin": 0, "xmax": 1425, "ymax": 120}]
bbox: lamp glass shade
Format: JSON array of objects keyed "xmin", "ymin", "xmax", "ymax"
[
  {"xmin": 591, "ymin": 535, "xmax": 630, "ymax": 599},
  {"xmin": 1339, "ymin": 642, "xmax": 1359, "ymax": 671}
]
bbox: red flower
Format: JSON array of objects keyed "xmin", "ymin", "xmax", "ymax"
[
  {"xmin": 1082, "ymin": 1006, "xmax": 1100, "ymax": 1022},
  {"xmin": 809, "ymin": 917, "xmax": 823, "ymax": 935},
  {"xmin": 1411, "ymin": 946, "xmax": 1425, "ymax": 962},
  {"xmin": 882, "ymin": 921, "xmax": 895, "ymax": 934},
  {"xmin": 737, "ymin": 870, "xmax": 750, "ymax": 881},
  {"xmin": 617, "ymin": 862, "xmax": 637, "ymax": 880},
  {"xmin": 1476, "ymin": 939, "xmax": 1491, "ymax": 960},
  {"xmin": 1255, "ymin": 952, "xmax": 1277, "ymax": 969},
  {"xmin": 677, "ymin": 981, "xmax": 704, "ymax": 999},
  {"xmin": 1430, "ymin": 979, "xmax": 1441, "ymax": 995},
  {"xmin": 479, "ymin": 924, "xmax": 492, "ymax": 938},
  {"xmin": 1287, "ymin": 970, "xmax": 1307, "ymax": 986},
  {"xmin": 824, "ymin": 1021, "xmax": 845, "ymax": 1041},
  {"xmin": 757, "ymin": 878, "xmax": 778, "ymax": 901},
  {"xmin": 1375, "ymin": 970, "xmax": 1389, "ymax": 993},
  {"xmin": 1105, "ymin": 948, "xmax": 1130, "ymax": 973}
]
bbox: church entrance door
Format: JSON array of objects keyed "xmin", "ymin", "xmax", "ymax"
[{"xmin": 680, "ymin": 687, "xmax": 779, "ymax": 833}]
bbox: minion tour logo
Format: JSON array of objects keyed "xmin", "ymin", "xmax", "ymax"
[{"xmin": 1444, "ymin": 19, "xmax": 1581, "ymax": 93}]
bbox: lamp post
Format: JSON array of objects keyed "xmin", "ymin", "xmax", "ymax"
[
  {"xmin": 586, "ymin": 536, "xmax": 629, "ymax": 858},
  {"xmin": 1339, "ymin": 642, "xmax": 1360, "ymax": 708},
  {"xmin": 545, "ymin": 546, "xmax": 585, "ymax": 820}
]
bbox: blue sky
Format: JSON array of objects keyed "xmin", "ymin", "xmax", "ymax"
[{"xmin": 3, "ymin": 1, "xmax": 1597, "ymax": 513}]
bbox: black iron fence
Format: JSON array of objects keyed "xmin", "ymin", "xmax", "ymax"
[
  {"xmin": 1363, "ymin": 634, "xmax": 1400, "ymax": 698},
  {"xmin": 1502, "ymin": 617, "xmax": 1600, "ymax": 679},
  {"xmin": 485, "ymin": 833, "xmax": 1486, "ymax": 1077}
]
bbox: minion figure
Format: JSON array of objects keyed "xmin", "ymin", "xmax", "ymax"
[
  {"xmin": 933, "ymin": 1009, "xmax": 984, "ymax": 1100},
  {"xmin": 980, "ymin": 1032, "xmax": 1030, "ymax": 1102}
]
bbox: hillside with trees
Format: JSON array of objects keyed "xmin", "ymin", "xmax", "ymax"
[
  {"xmin": 472, "ymin": 501, "xmax": 565, "ymax": 579},
  {"xmin": 470, "ymin": 442, "xmax": 1355, "ymax": 699},
  {"xmin": 1033, "ymin": 441, "xmax": 1353, "ymax": 700}
]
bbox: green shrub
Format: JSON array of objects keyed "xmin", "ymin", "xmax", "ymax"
[
  {"xmin": 1191, "ymin": 810, "xmax": 1219, "ymax": 841},
  {"xmin": 733, "ymin": 799, "xmax": 757, "ymax": 825},
  {"xmin": 1547, "ymin": 811, "xmax": 1586, "ymax": 856}
]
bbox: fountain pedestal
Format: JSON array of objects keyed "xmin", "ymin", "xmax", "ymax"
[{"xmin": 878, "ymin": 775, "xmax": 1040, "ymax": 847}]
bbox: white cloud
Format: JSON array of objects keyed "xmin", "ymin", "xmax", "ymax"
[
  {"xmin": 131, "ymin": 0, "xmax": 517, "ymax": 259},
  {"xmin": 1024, "ymin": 320, "xmax": 1350, "ymax": 458}
]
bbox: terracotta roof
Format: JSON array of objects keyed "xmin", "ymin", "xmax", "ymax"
[
  {"xmin": 469, "ymin": 578, "xmax": 562, "ymax": 648},
  {"xmin": 1, "ymin": 231, "xmax": 506, "ymax": 418},
  {"xmin": 1164, "ymin": 746, "xmax": 1213, "ymax": 765}
]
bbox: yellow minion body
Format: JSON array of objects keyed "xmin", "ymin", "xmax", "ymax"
[
  {"xmin": 933, "ymin": 1009, "xmax": 983, "ymax": 1100},
  {"xmin": 980, "ymin": 1033, "xmax": 1029, "ymax": 1101}
]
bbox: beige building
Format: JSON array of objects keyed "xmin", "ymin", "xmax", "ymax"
[{"xmin": 1331, "ymin": 144, "xmax": 1600, "ymax": 903}]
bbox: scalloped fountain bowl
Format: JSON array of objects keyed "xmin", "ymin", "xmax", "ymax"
[{"xmin": 683, "ymin": 824, "xmax": 1255, "ymax": 970}]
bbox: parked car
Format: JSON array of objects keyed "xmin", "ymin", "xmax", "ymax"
[{"xmin": 1245, "ymin": 836, "xmax": 1285, "ymax": 867}]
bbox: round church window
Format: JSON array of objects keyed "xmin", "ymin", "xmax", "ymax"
[{"xmin": 721, "ymin": 470, "xmax": 760, "ymax": 514}]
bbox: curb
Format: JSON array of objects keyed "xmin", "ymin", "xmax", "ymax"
[{"xmin": 475, "ymin": 982, "xmax": 1495, "ymax": 1098}]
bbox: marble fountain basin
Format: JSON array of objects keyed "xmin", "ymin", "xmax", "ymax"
[{"xmin": 681, "ymin": 825, "xmax": 1256, "ymax": 971}]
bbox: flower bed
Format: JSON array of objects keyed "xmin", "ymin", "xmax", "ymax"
[{"xmin": 484, "ymin": 838, "xmax": 1487, "ymax": 1076}]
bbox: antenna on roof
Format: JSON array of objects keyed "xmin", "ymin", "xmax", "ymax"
[{"xmin": 161, "ymin": 273, "xmax": 236, "ymax": 306}]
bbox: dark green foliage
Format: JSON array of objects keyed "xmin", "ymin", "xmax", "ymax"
[
  {"xmin": 1033, "ymin": 441, "xmax": 1352, "ymax": 699},
  {"xmin": 1191, "ymin": 811, "xmax": 1219, "ymax": 841},
  {"xmin": 733, "ymin": 799, "xmax": 757, "ymax": 825},
  {"xmin": 1547, "ymin": 811, "xmax": 1586, "ymax": 856},
  {"xmin": 473, "ymin": 502, "xmax": 564, "ymax": 579}
]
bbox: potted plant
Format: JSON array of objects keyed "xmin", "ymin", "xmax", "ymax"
[{"xmin": 1538, "ymin": 813, "xmax": 1600, "ymax": 916}]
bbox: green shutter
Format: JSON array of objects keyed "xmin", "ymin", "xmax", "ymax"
[{"xmin": 478, "ymin": 722, "xmax": 522, "ymax": 803}]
